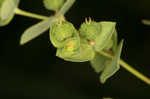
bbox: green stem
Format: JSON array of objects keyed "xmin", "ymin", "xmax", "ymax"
[
  {"xmin": 99, "ymin": 51, "xmax": 150, "ymax": 85},
  {"xmin": 14, "ymin": 0, "xmax": 75, "ymax": 20},
  {"xmin": 14, "ymin": 8, "xmax": 48, "ymax": 20}
]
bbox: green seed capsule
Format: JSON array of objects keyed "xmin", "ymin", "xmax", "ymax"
[
  {"xmin": 0, "ymin": 13, "xmax": 14, "ymax": 26},
  {"xmin": 56, "ymin": 38, "xmax": 95, "ymax": 62},
  {"xmin": 79, "ymin": 20, "xmax": 101, "ymax": 40},
  {"xmin": 50, "ymin": 20, "xmax": 79, "ymax": 48},
  {"xmin": 43, "ymin": 0, "xmax": 65, "ymax": 11}
]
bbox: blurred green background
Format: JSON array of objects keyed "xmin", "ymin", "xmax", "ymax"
[{"xmin": 0, "ymin": 0, "xmax": 150, "ymax": 98}]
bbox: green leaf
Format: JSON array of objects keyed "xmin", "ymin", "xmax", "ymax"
[
  {"xmin": 100, "ymin": 40, "xmax": 124, "ymax": 83},
  {"xmin": 90, "ymin": 53, "xmax": 111, "ymax": 73},
  {"xmin": 0, "ymin": 0, "xmax": 20, "ymax": 20},
  {"xmin": 94, "ymin": 21, "xmax": 116, "ymax": 52},
  {"xmin": 103, "ymin": 29, "xmax": 118, "ymax": 52},
  {"xmin": 103, "ymin": 39, "xmax": 113, "ymax": 51},
  {"xmin": 43, "ymin": 0, "xmax": 65, "ymax": 11},
  {"xmin": 20, "ymin": 16, "xmax": 55, "ymax": 45},
  {"xmin": 111, "ymin": 29, "xmax": 118, "ymax": 53},
  {"xmin": 0, "ymin": 13, "xmax": 14, "ymax": 26}
]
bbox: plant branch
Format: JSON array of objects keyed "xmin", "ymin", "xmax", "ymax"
[
  {"xmin": 14, "ymin": 0, "xmax": 150, "ymax": 85},
  {"xmin": 14, "ymin": 0, "xmax": 75, "ymax": 20},
  {"xmin": 15, "ymin": 8, "xmax": 48, "ymax": 20},
  {"xmin": 99, "ymin": 51, "xmax": 150, "ymax": 85}
]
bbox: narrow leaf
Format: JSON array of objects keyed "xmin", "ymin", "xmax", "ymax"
[
  {"xmin": 0, "ymin": 14, "xmax": 14, "ymax": 26},
  {"xmin": 112, "ymin": 29, "xmax": 118, "ymax": 53},
  {"xmin": 94, "ymin": 22, "xmax": 116, "ymax": 52},
  {"xmin": 100, "ymin": 40, "xmax": 124, "ymax": 83},
  {"xmin": 90, "ymin": 53, "xmax": 111, "ymax": 73},
  {"xmin": 20, "ymin": 16, "xmax": 55, "ymax": 45}
]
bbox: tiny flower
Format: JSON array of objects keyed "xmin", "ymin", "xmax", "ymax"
[{"xmin": 50, "ymin": 20, "xmax": 79, "ymax": 48}]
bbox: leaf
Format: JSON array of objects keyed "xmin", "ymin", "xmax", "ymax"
[
  {"xmin": 20, "ymin": 0, "xmax": 76, "ymax": 45},
  {"xmin": 141, "ymin": 19, "xmax": 150, "ymax": 25},
  {"xmin": 103, "ymin": 39, "xmax": 113, "ymax": 51},
  {"xmin": 111, "ymin": 29, "xmax": 118, "ymax": 53},
  {"xmin": 100, "ymin": 40, "xmax": 124, "ymax": 83},
  {"xmin": 0, "ymin": 13, "xmax": 14, "ymax": 26},
  {"xmin": 90, "ymin": 53, "xmax": 111, "ymax": 73},
  {"xmin": 94, "ymin": 21, "xmax": 116, "ymax": 52},
  {"xmin": 0, "ymin": 0, "xmax": 20, "ymax": 20},
  {"xmin": 43, "ymin": 0, "xmax": 65, "ymax": 11},
  {"xmin": 20, "ymin": 16, "xmax": 55, "ymax": 45}
]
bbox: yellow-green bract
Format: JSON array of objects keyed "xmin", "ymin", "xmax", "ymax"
[
  {"xmin": 0, "ymin": 0, "xmax": 20, "ymax": 26},
  {"xmin": 79, "ymin": 20, "xmax": 116, "ymax": 52}
]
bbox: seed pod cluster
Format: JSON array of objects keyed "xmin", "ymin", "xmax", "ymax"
[
  {"xmin": 50, "ymin": 18, "xmax": 116, "ymax": 62},
  {"xmin": 50, "ymin": 19, "xmax": 95, "ymax": 62},
  {"xmin": 79, "ymin": 19, "xmax": 116, "ymax": 52}
]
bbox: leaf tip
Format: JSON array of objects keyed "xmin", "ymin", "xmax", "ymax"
[
  {"xmin": 19, "ymin": 34, "xmax": 28, "ymax": 45},
  {"xmin": 100, "ymin": 76, "xmax": 106, "ymax": 84},
  {"xmin": 19, "ymin": 36, "xmax": 26, "ymax": 45}
]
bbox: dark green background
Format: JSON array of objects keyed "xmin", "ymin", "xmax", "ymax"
[{"xmin": 0, "ymin": 0, "xmax": 150, "ymax": 99}]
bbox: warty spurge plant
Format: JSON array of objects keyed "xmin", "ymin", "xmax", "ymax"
[
  {"xmin": 50, "ymin": 18, "xmax": 95, "ymax": 62},
  {"xmin": 1, "ymin": 0, "xmax": 150, "ymax": 84}
]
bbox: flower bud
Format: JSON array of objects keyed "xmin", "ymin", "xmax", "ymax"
[
  {"xmin": 43, "ymin": 0, "xmax": 65, "ymax": 11},
  {"xmin": 79, "ymin": 20, "xmax": 101, "ymax": 40},
  {"xmin": 50, "ymin": 20, "xmax": 79, "ymax": 48}
]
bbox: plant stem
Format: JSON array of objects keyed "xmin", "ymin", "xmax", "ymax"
[
  {"xmin": 14, "ymin": 0, "xmax": 75, "ymax": 20},
  {"xmin": 14, "ymin": 8, "xmax": 48, "ymax": 20},
  {"xmin": 141, "ymin": 19, "xmax": 150, "ymax": 25},
  {"xmin": 119, "ymin": 59, "xmax": 150, "ymax": 85},
  {"xmin": 99, "ymin": 51, "xmax": 150, "ymax": 85}
]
